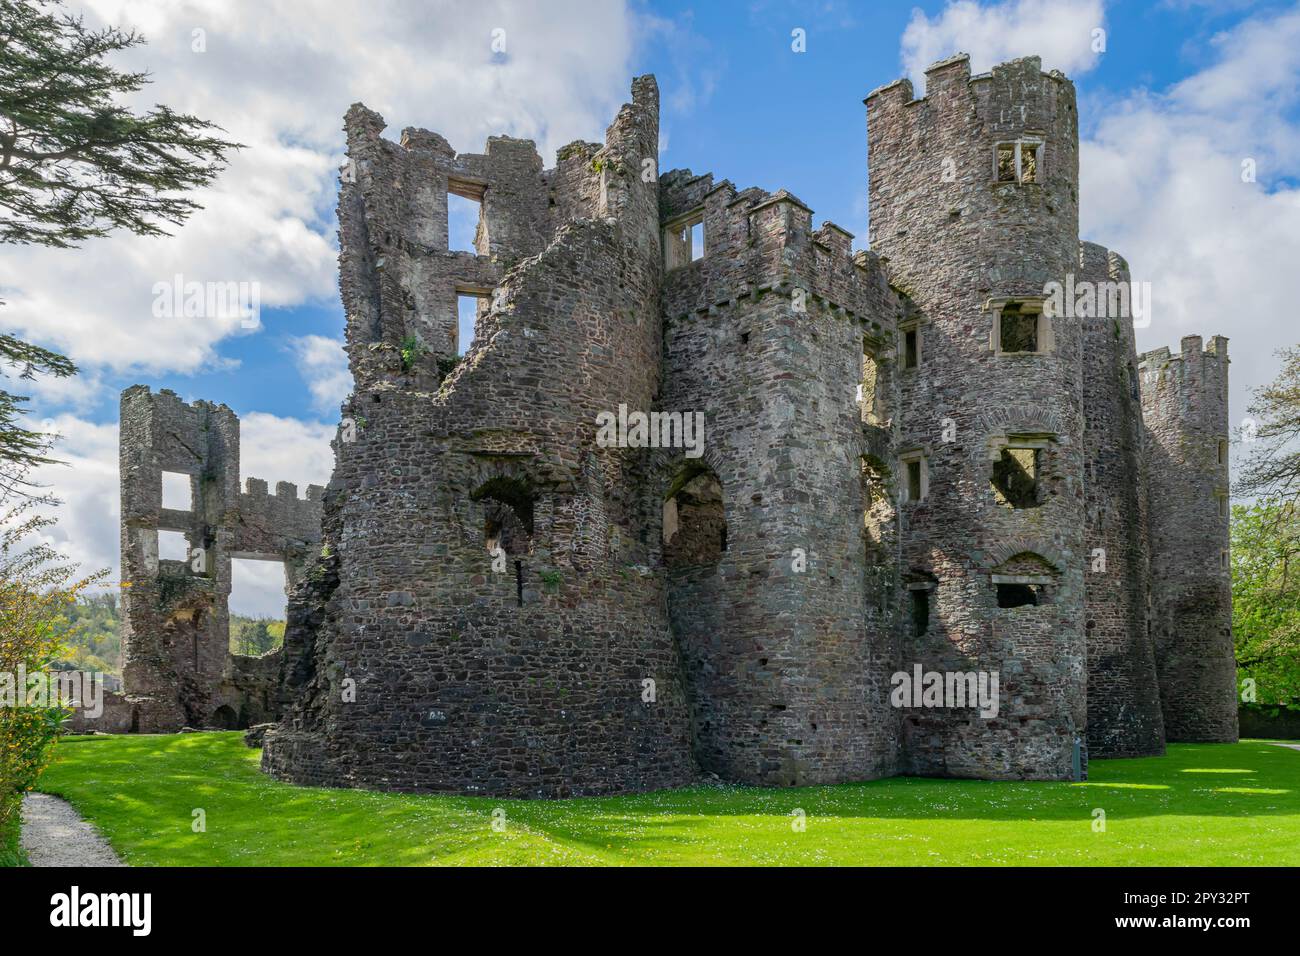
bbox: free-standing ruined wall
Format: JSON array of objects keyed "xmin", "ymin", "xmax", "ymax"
[
  {"xmin": 113, "ymin": 386, "xmax": 322, "ymax": 733},
  {"xmin": 1141, "ymin": 337, "xmax": 1238, "ymax": 742}
]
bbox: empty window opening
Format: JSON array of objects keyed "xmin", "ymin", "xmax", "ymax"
[
  {"xmin": 447, "ymin": 191, "xmax": 482, "ymax": 253},
  {"xmin": 158, "ymin": 529, "xmax": 189, "ymax": 563},
  {"xmin": 861, "ymin": 343, "xmax": 881, "ymax": 423},
  {"xmin": 474, "ymin": 477, "xmax": 536, "ymax": 559},
  {"xmin": 992, "ymin": 447, "xmax": 1041, "ymax": 509},
  {"xmin": 1219, "ymin": 495, "xmax": 1229, "ymax": 517},
  {"xmin": 995, "ymin": 141, "xmax": 1041, "ymax": 184},
  {"xmin": 997, "ymin": 583, "xmax": 1040, "ymax": 608},
  {"xmin": 229, "ymin": 558, "xmax": 288, "ymax": 656},
  {"xmin": 910, "ymin": 588, "xmax": 931, "ymax": 637},
  {"xmin": 999, "ymin": 302, "xmax": 1039, "ymax": 353},
  {"xmin": 456, "ymin": 292, "xmax": 489, "ymax": 356},
  {"xmin": 663, "ymin": 466, "xmax": 726, "ymax": 569},
  {"xmin": 903, "ymin": 328, "xmax": 920, "ymax": 369},
  {"xmin": 161, "ymin": 472, "xmax": 192, "ymax": 511},
  {"xmin": 1218, "ymin": 440, "xmax": 1228, "ymax": 465},
  {"xmin": 663, "ymin": 212, "xmax": 705, "ymax": 270},
  {"xmin": 901, "ymin": 456, "xmax": 928, "ymax": 503}
]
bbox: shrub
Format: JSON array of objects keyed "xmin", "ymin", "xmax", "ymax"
[{"xmin": 0, "ymin": 491, "xmax": 102, "ymax": 862}]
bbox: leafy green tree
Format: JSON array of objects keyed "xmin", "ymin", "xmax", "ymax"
[
  {"xmin": 0, "ymin": 0, "xmax": 239, "ymax": 484},
  {"xmin": 230, "ymin": 615, "xmax": 285, "ymax": 657},
  {"xmin": 1232, "ymin": 500, "xmax": 1300, "ymax": 704},
  {"xmin": 1237, "ymin": 346, "xmax": 1300, "ymax": 504}
]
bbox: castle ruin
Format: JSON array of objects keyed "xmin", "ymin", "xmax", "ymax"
[{"xmin": 105, "ymin": 55, "xmax": 1237, "ymax": 793}]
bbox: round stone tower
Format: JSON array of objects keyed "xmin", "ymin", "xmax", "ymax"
[
  {"xmin": 1140, "ymin": 336, "xmax": 1237, "ymax": 742},
  {"xmin": 866, "ymin": 55, "xmax": 1087, "ymax": 779}
]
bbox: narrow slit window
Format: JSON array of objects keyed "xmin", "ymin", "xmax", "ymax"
[
  {"xmin": 861, "ymin": 344, "xmax": 881, "ymax": 423},
  {"xmin": 690, "ymin": 220, "xmax": 705, "ymax": 261},
  {"xmin": 911, "ymin": 588, "xmax": 930, "ymax": 637},
  {"xmin": 903, "ymin": 328, "xmax": 919, "ymax": 369},
  {"xmin": 903, "ymin": 457, "xmax": 926, "ymax": 503}
]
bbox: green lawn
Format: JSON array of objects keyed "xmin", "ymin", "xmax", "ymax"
[{"xmin": 32, "ymin": 733, "xmax": 1300, "ymax": 866}]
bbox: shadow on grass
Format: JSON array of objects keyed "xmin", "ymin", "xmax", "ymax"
[{"xmin": 36, "ymin": 734, "xmax": 1300, "ymax": 866}]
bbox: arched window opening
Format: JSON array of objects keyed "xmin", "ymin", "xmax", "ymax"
[
  {"xmin": 663, "ymin": 465, "xmax": 726, "ymax": 569},
  {"xmin": 472, "ymin": 476, "xmax": 535, "ymax": 557},
  {"xmin": 992, "ymin": 551, "xmax": 1057, "ymax": 608}
]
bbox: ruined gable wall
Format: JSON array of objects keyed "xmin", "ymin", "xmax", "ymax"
[
  {"xmin": 1078, "ymin": 243, "xmax": 1165, "ymax": 757},
  {"xmin": 869, "ymin": 55, "xmax": 1088, "ymax": 780},
  {"xmin": 1141, "ymin": 336, "xmax": 1237, "ymax": 742}
]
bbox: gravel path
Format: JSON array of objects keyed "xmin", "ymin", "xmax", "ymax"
[{"xmin": 20, "ymin": 793, "xmax": 125, "ymax": 867}]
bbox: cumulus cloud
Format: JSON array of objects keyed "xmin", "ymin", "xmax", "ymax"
[
  {"xmin": 1080, "ymin": 6, "xmax": 1300, "ymax": 436},
  {"xmin": 288, "ymin": 335, "xmax": 352, "ymax": 413},
  {"xmin": 1, "ymin": 0, "xmax": 640, "ymax": 382},
  {"xmin": 901, "ymin": 0, "xmax": 1106, "ymax": 92}
]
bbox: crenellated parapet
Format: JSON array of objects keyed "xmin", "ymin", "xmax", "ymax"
[{"xmin": 659, "ymin": 173, "xmax": 901, "ymax": 340}]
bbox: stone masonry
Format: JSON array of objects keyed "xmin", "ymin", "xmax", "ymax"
[
  {"xmin": 112, "ymin": 57, "xmax": 1236, "ymax": 790},
  {"xmin": 71, "ymin": 387, "xmax": 324, "ymax": 733}
]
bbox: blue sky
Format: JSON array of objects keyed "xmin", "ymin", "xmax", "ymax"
[{"xmin": 5, "ymin": 0, "xmax": 1298, "ymax": 614}]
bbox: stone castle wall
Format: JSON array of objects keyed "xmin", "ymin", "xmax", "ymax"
[{"xmin": 103, "ymin": 55, "xmax": 1237, "ymax": 791}]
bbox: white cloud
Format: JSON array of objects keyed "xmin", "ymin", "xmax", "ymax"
[
  {"xmin": 901, "ymin": 0, "xmax": 1106, "ymax": 92},
  {"xmin": 288, "ymin": 335, "xmax": 352, "ymax": 413},
  {"xmin": 1, "ymin": 0, "xmax": 640, "ymax": 380},
  {"xmin": 1080, "ymin": 6, "xmax": 1300, "ymax": 437},
  {"xmin": 25, "ymin": 411, "xmax": 334, "ymax": 617},
  {"xmin": 238, "ymin": 412, "xmax": 335, "ymax": 491}
]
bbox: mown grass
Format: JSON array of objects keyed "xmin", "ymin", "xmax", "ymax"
[{"xmin": 32, "ymin": 733, "xmax": 1300, "ymax": 866}]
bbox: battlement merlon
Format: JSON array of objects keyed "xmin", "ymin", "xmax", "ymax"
[
  {"xmin": 1079, "ymin": 240, "xmax": 1131, "ymax": 284},
  {"xmin": 658, "ymin": 173, "xmax": 900, "ymax": 335},
  {"xmin": 865, "ymin": 53, "xmax": 1074, "ymax": 113},
  {"xmin": 1138, "ymin": 335, "xmax": 1231, "ymax": 435}
]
